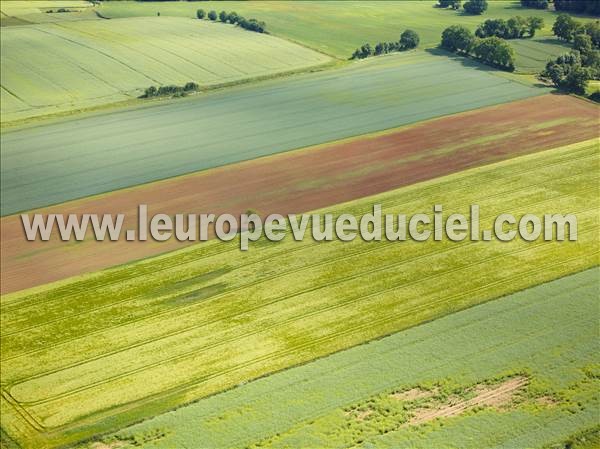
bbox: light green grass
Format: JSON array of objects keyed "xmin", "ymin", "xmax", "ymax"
[
  {"xmin": 97, "ymin": 268, "xmax": 599, "ymax": 449},
  {"xmin": 0, "ymin": 16, "xmax": 329, "ymax": 123},
  {"xmin": 100, "ymin": 0, "xmax": 594, "ymax": 68},
  {"xmin": 0, "ymin": 50, "xmax": 546, "ymax": 215},
  {"xmin": 1, "ymin": 139, "xmax": 598, "ymax": 449}
]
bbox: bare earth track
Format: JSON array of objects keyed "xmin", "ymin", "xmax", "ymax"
[{"xmin": 1, "ymin": 94, "xmax": 597, "ymax": 294}]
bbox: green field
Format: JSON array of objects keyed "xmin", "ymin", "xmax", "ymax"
[
  {"xmin": 0, "ymin": 16, "xmax": 330, "ymax": 123},
  {"xmin": 1, "ymin": 140, "xmax": 598, "ymax": 449},
  {"xmin": 98, "ymin": 268, "xmax": 599, "ymax": 449},
  {"xmin": 98, "ymin": 1, "xmax": 567, "ymax": 56},
  {"xmin": 100, "ymin": 0, "xmax": 592, "ymax": 69},
  {"xmin": 0, "ymin": 51, "xmax": 546, "ymax": 215},
  {"xmin": 511, "ymin": 36, "xmax": 574, "ymax": 73}
]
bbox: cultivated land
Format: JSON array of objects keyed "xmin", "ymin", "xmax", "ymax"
[
  {"xmin": 0, "ymin": 16, "xmax": 330, "ymax": 123},
  {"xmin": 0, "ymin": 51, "xmax": 546, "ymax": 215},
  {"xmin": 101, "ymin": 269, "xmax": 599, "ymax": 449},
  {"xmin": 100, "ymin": 0, "xmax": 596, "ymax": 71},
  {"xmin": 1, "ymin": 142, "xmax": 598, "ymax": 449},
  {"xmin": 1, "ymin": 94, "xmax": 598, "ymax": 294}
]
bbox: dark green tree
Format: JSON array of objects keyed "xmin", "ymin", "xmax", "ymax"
[
  {"xmin": 463, "ymin": 0, "xmax": 488, "ymax": 15},
  {"xmin": 552, "ymin": 14, "xmax": 580, "ymax": 42},
  {"xmin": 441, "ymin": 25, "xmax": 475, "ymax": 52},
  {"xmin": 400, "ymin": 29, "xmax": 420, "ymax": 49},
  {"xmin": 526, "ymin": 17, "xmax": 544, "ymax": 37},
  {"xmin": 520, "ymin": 0, "xmax": 548, "ymax": 9},
  {"xmin": 196, "ymin": 9, "xmax": 205, "ymax": 19},
  {"xmin": 219, "ymin": 10, "xmax": 228, "ymax": 22},
  {"xmin": 543, "ymin": 52, "xmax": 589, "ymax": 94},
  {"xmin": 227, "ymin": 11, "xmax": 239, "ymax": 24},
  {"xmin": 207, "ymin": 10, "xmax": 217, "ymax": 21}
]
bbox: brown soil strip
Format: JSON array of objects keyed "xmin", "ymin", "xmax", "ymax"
[
  {"xmin": 407, "ymin": 376, "xmax": 529, "ymax": 426},
  {"xmin": 1, "ymin": 94, "xmax": 597, "ymax": 294}
]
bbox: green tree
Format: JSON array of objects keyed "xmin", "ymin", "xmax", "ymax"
[
  {"xmin": 472, "ymin": 36, "xmax": 515, "ymax": 70},
  {"xmin": 520, "ymin": 0, "xmax": 548, "ymax": 9},
  {"xmin": 437, "ymin": 0, "xmax": 461, "ymax": 8},
  {"xmin": 526, "ymin": 17, "xmax": 544, "ymax": 37},
  {"xmin": 583, "ymin": 21, "xmax": 600, "ymax": 48},
  {"xmin": 207, "ymin": 10, "xmax": 217, "ymax": 21},
  {"xmin": 543, "ymin": 52, "xmax": 589, "ymax": 94},
  {"xmin": 552, "ymin": 14, "xmax": 580, "ymax": 42},
  {"xmin": 219, "ymin": 10, "xmax": 228, "ymax": 22},
  {"xmin": 196, "ymin": 9, "xmax": 205, "ymax": 19},
  {"xmin": 227, "ymin": 11, "xmax": 239, "ymax": 24},
  {"xmin": 441, "ymin": 25, "xmax": 475, "ymax": 53},
  {"xmin": 400, "ymin": 29, "xmax": 420, "ymax": 49},
  {"xmin": 463, "ymin": 0, "xmax": 488, "ymax": 15}
]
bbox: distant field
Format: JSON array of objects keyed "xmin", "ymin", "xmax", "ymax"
[
  {"xmin": 0, "ymin": 51, "xmax": 546, "ymax": 215},
  {"xmin": 98, "ymin": 1, "xmax": 566, "ymax": 55},
  {"xmin": 106, "ymin": 268, "xmax": 599, "ymax": 449},
  {"xmin": 100, "ymin": 0, "xmax": 593, "ymax": 70},
  {"xmin": 2, "ymin": 94, "xmax": 598, "ymax": 294},
  {"xmin": 0, "ymin": 16, "xmax": 330, "ymax": 123},
  {"xmin": 1, "ymin": 141, "xmax": 598, "ymax": 448}
]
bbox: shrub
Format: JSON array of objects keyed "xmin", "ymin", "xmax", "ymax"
[
  {"xmin": 219, "ymin": 10, "xmax": 228, "ymax": 22},
  {"xmin": 207, "ymin": 10, "xmax": 217, "ymax": 21},
  {"xmin": 196, "ymin": 9, "xmax": 205, "ymax": 19}
]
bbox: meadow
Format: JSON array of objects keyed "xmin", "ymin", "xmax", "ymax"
[
  {"xmin": 1, "ymin": 94, "xmax": 597, "ymax": 294},
  {"xmin": 0, "ymin": 16, "xmax": 330, "ymax": 123},
  {"xmin": 1, "ymin": 140, "xmax": 598, "ymax": 449},
  {"xmin": 105, "ymin": 268, "xmax": 600, "ymax": 449},
  {"xmin": 0, "ymin": 51, "xmax": 545, "ymax": 215}
]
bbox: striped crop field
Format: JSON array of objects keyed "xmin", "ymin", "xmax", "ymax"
[
  {"xmin": 109, "ymin": 268, "xmax": 600, "ymax": 449},
  {"xmin": 0, "ymin": 51, "xmax": 546, "ymax": 215},
  {"xmin": 0, "ymin": 16, "xmax": 330, "ymax": 123},
  {"xmin": 1, "ymin": 140, "xmax": 598, "ymax": 449},
  {"xmin": 1, "ymin": 94, "xmax": 598, "ymax": 294}
]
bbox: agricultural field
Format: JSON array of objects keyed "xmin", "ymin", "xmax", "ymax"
[
  {"xmin": 1, "ymin": 1, "xmax": 599, "ymax": 448},
  {"xmin": 0, "ymin": 16, "xmax": 330, "ymax": 123},
  {"xmin": 0, "ymin": 50, "xmax": 546, "ymax": 215},
  {"xmin": 1, "ymin": 93, "xmax": 598, "ymax": 294},
  {"xmin": 1, "ymin": 141, "xmax": 598, "ymax": 448},
  {"xmin": 95, "ymin": 268, "xmax": 598, "ymax": 449},
  {"xmin": 99, "ymin": 0, "xmax": 597, "ymax": 71}
]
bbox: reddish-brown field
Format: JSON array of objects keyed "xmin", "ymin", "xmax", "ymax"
[{"xmin": 1, "ymin": 94, "xmax": 597, "ymax": 294}]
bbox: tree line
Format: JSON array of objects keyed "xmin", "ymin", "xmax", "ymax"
[
  {"xmin": 521, "ymin": 0, "xmax": 600, "ymax": 15},
  {"xmin": 351, "ymin": 30, "xmax": 420, "ymax": 59},
  {"xmin": 475, "ymin": 16, "xmax": 544, "ymax": 39},
  {"xmin": 196, "ymin": 9, "xmax": 266, "ymax": 33},
  {"xmin": 141, "ymin": 82, "xmax": 199, "ymax": 99},
  {"xmin": 441, "ymin": 25, "xmax": 516, "ymax": 71}
]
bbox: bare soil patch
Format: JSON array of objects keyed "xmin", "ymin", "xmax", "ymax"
[{"xmin": 406, "ymin": 376, "xmax": 529, "ymax": 426}]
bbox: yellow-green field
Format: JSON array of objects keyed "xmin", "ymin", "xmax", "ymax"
[
  {"xmin": 1, "ymin": 139, "xmax": 598, "ymax": 449},
  {"xmin": 0, "ymin": 16, "xmax": 330, "ymax": 122}
]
